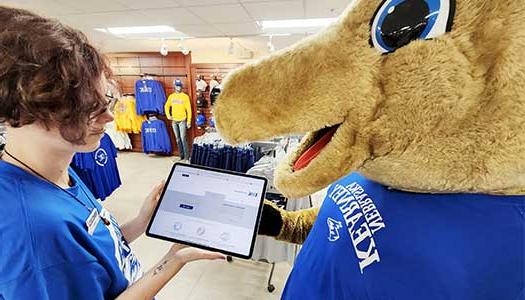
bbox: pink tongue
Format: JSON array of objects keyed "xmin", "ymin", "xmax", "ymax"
[{"xmin": 293, "ymin": 127, "xmax": 338, "ymax": 171}]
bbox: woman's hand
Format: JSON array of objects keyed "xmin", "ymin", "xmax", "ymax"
[
  {"xmin": 117, "ymin": 243, "xmax": 225, "ymax": 299},
  {"xmin": 137, "ymin": 181, "xmax": 165, "ymax": 228},
  {"xmin": 121, "ymin": 181, "xmax": 166, "ymax": 243},
  {"xmin": 166, "ymin": 244, "xmax": 226, "ymax": 264}
]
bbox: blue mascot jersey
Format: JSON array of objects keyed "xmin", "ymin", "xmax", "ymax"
[
  {"xmin": 0, "ymin": 161, "xmax": 142, "ymax": 299},
  {"xmin": 283, "ymin": 173, "xmax": 525, "ymax": 300}
]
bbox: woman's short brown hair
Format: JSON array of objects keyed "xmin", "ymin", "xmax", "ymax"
[{"xmin": 0, "ymin": 6, "xmax": 111, "ymax": 144}]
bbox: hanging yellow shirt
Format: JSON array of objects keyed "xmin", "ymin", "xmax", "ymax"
[
  {"xmin": 114, "ymin": 97, "xmax": 146, "ymax": 134},
  {"xmin": 165, "ymin": 92, "xmax": 192, "ymax": 125}
]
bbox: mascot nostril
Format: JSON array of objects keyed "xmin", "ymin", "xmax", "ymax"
[{"xmin": 215, "ymin": 0, "xmax": 525, "ymax": 299}]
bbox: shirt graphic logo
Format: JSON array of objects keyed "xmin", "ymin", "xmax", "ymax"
[
  {"xmin": 139, "ymin": 86, "xmax": 152, "ymax": 93},
  {"xmin": 95, "ymin": 148, "xmax": 108, "ymax": 167},
  {"xmin": 100, "ymin": 208, "xmax": 143, "ymax": 284},
  {"xmin": 327, "ymin": 217, "xmax": 343, "ymax": 242}
]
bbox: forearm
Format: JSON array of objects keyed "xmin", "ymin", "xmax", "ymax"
[
  {"xmin": 277, "ymin": 207, "xmax": 320, "ymax": 244},
  {"xmin": 116, "ymin": 254, "xmax": 185, "ymax": 300},
  {"xmin": 121, "ymin": 216, "xmax": 147, "ymax": 244}
]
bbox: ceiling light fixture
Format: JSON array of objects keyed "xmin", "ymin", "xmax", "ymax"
[
  {"xmin": 177, "ymin": 38, "xmax": 190, "ymax": 55},
  {"xmin": 261, "ymin": 33, "xmax": 292, "ymax": 37},
  {"xmin": 104, "ymin": 25, "xmax": 176, "ymax": 35},
  {"xmin": 267, "ymin": 35, "xmax": 275, "ymax": 53},
  {"xmin": 227, "ymin": 38, "xmax": 235, "ymax": 56},
  {"xmin": 258, "ymin": 18, "xmax": 337, "ymax": 29},
  {"xmin": 160, "ymin": 39, "xmax": 168, "ymax": 56}
]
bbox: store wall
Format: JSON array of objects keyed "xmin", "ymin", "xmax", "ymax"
[{"xmin": 107, "ymin": 52, "xmax": 194, "ymax": 155}]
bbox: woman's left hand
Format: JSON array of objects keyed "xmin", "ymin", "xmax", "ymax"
[{"xmin": 137, "ymin": 181, "xmax": 165, "ymax": 230}]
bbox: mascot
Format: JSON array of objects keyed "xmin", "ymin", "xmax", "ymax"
[{"xmin": 215, "ymin": 0, "xmax": 525, "ymax": 299}]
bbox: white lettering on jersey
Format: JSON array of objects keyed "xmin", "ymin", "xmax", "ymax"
[
  {"xmin": 100, "ymin": 208, "xmax": 143, "ymax": 285},
  {"xmin": 139, "ymin": 86, "xmax": 152, "ymax": 93},
  {"xmin": 328, "ymin": 183, "xmax": 386, "ymax": 273}
]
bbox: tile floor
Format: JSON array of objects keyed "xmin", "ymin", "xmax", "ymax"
[{"xmin": 103, "ymin": 152, "xmax": 293, "ymax": 300}]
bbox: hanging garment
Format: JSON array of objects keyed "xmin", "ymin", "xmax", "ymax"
[
  {"xmin": 196, "ymin": 92, "xmax": 208, "ymax": 108},
  {"xmin": 105, "ymin": 121, "xmax": 132, "ymax": 150},
  {"xmin": 209, "ymin": 85, "xmax": 222, "ymax": 106},
  {"xmin": 114, "ymin": 97, "xmax": 146, "ymax": 133},
  {"xmin": 190, "ymin": 143, "xmax": 255, "ymax": 173},
  {"xmin": 209, "ymin": 79, "xmax": 219, "ymax": 91},
  {"xmin": 196, "ymin": 79, "xmax": 208, "ymax": 92},
  {"xmin": 71, "ymin": 134, "xmax": 122, "ymax": 201},
  {"xmin": 141, "ymin": 119, "xmax": 172, "ymax": 154},
  {"xmin": 135, "ymin": 79, "xmax": 166, "ymax": 115}
]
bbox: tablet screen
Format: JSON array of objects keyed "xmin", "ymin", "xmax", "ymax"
[{"xmin": 147, "ymin": 164, "xmax": 267, "ymax": 258}]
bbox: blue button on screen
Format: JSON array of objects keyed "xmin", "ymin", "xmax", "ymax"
[{"xmin": 180, "ymin": 204, "xmax": 194, "ymax": 210}]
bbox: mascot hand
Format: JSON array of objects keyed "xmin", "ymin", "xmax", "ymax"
[{"xmin": 258, "ymin": 201, "xmax": 283, "ymax": 237}]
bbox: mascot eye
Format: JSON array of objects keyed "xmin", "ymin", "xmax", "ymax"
[{"xmin": 370, "ymin": 0, "xmax": 455, "ymax": 53}]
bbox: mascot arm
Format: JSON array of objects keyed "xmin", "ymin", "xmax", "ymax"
[{"xmin": 258, "ymin": 200, "xmax": 320, "ymax": 244}]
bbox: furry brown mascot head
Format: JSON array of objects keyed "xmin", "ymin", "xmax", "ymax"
[{"xmin": 214, "ymin": 0, "xmax": 525, "ymax": 199}]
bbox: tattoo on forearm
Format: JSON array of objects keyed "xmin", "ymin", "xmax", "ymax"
[{"xmin": 153, "ymin": 259, "xmax": 169, "ymax": 276}]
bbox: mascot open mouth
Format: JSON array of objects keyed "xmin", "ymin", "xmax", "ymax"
[{"xmin": 293, "ymin": 124, "xmax": 341, "ymax": 171}]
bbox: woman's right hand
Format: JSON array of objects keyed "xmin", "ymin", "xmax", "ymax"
[
  {"xmin": 116, "ymin": 244, "xmax": 225, "ymax": 299},
  {"xmin": 167, "ymin": 244, "xmax": 226, "ymax": 264}
]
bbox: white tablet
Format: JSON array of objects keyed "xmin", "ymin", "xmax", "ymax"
[{"xmin": 146, "ymin": 163, "xmax": 268, "ymax": 259}]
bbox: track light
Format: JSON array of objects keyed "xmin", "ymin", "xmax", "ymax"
[
  {"xmin": 177, "ymin": 38, "xmax": 190, "ymax": 55},
  {"xmin": 160, "ymin": 39, "xmax": 168, "ymax": 56},
  {"xmin": 267, "ymin": 35, "xmax": 275, "ymax": 53},
  {"xmin": 228, "ymin": 38, "xmax": 235, "ymax": 56}
]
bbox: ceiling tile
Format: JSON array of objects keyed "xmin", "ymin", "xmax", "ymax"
[
  {"xmin": 243, "ymin": 1, "xmax": 304, "ymax": 20},
  {"xmin": 214, "ymin": 22, "xmax": 262, "ymax": 36},
  {"xmin": 187, "ymin": 4, "xmax": 252, "ymax": 24},
  {"xmin": 4, "ymin": 0, "xmax": 82, "ymax": 16},
  {"xmin": 140, "ymin": 8, "xmax": 206, "ymax": 26},
  {"xmin": 117, "ymin": 0, "xmax": 180, "ymax": 10},
  {"xmin": 304, "ymin": 0, "xmax": 351, "ymax": 18},
  {"xmin": 179, "ymin": 0, "xmax": 237, "ymax": 6},
  {"xmin": 175, "ymin": 24, "xmax": 225, "ymax": 38},
  {"xmin": 60, "ymin": 11, "xmax": 152, "ymax": 28},
  {"xmin": 54, "ymin": 0, "xmax": 129, "ymax": 14}
]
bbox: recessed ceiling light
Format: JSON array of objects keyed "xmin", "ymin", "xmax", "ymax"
[
  {"xmin": 260, "ymin": 33, "xmax": 292, "ymax": 37},
  {"xmin": 95, "ymin": 25, "xmax": 176, "ymax": 35}
]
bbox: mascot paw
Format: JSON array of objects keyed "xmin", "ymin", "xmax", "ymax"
[{"xmin": 258, "ymin": 201, "xmax": 283, "ymax": 237}]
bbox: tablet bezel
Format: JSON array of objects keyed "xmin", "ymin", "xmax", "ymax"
[{"xmin": 146, "ymin": 162, "xmax": 268, "ymax": 259}]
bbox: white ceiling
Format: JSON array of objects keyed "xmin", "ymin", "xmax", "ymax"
[{"xmin": 4, "ymin": 0, "xmax": 352, "ymax": 61}]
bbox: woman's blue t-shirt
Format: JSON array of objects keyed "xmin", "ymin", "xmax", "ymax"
[{"xmin": 0, "ymin": 160, "xmax": 142, "ymax": 299}]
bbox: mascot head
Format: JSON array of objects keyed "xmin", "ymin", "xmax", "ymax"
[{"xmin": 215, "ymin": 0, "xmax": 525, "ymax": 199}]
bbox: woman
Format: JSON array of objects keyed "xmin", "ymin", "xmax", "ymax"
[{"xmin": 0, "ymin": 6, "xmax": 224, "ymax": 299}]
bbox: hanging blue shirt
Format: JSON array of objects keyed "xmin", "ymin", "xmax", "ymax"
[
  {"xmin": 71, "ymin": 134, "xmax": 121, "ymax": 201},
  {"xmin": 282, "ymin": 173, "xmax": 525, "ymax": 300},
  {"xmin": 135, "ymin": 79, "xmax": 166, "ymax": 115},
  {"xmin": 141, "ymin": 120, "xmax": 172, "ymax": 154},
  {"xmin": 0, "ymin": 161, "xmax": 142, "ymax": 299}
]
